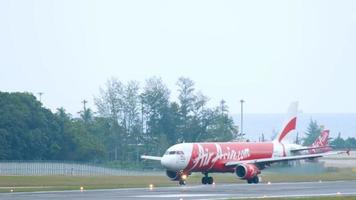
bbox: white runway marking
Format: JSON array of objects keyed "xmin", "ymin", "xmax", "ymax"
[
  {"xmin": 227, "ymin": 192, "xmax": 356, "ymax": 199},
  {"xmin": 135, "ymin": 194, "xmax": 227, "ymax": 198}
]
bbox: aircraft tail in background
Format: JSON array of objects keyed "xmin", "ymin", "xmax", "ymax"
[
  {"xmin": 290, "ymin": 130, "xmax": 332, "ymax": 154},
  {"xmin": 308, "ymin": 130, "xmax": 331, "ymax": 154}
]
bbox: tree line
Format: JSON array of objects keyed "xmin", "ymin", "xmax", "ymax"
[
  {"xmin": 93, "ymin": 77, "xmax": 239, "ymax": 164},
  {"xmin": 0, "ymin": 77, "xmax": 238, "ymax": 165},
  {"xmin": 0, "ymin": 77, "xmax": 354, "ymax": 166}
]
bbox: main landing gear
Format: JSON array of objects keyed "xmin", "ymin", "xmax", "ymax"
[
  {"xmin": 246, "ymin": 176, "xmax": 259, "ymax": 184},
  {"xmin": 201, "ymin": 173, "xmax": 214, "ymax": 185}
]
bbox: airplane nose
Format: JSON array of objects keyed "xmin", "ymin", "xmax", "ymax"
[{"xmin": 161, "ymin": 155, "xmax": 176, "ymax": 170}]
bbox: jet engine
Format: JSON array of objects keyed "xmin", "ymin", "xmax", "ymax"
[
  {"xmin": 235, "ymin": 164, "xmax": 260, "ymax": 180},
  {"xmin": 166, "ymin": 170, "xmax": 180, "ymax": 181}
]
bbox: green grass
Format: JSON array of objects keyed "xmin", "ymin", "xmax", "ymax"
[
  {"xmin": 0, "ymin": 176, "xmax": 176, "ymax": 192},
  {"xmin": 189, "ymin": 168, "xmax": 356, "ymax": 184},
  {"xmin": 0, "ymin": 168, "xmax": 355, "ymax": 193},
  {"xmin": 260, "ymin": 168, "xmax": 356, "ymax": 183}
]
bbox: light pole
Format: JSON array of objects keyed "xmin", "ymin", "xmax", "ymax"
[
  {"xmin": 81, "ymin": 99, "xmax": 87, "ymax": 112},
  {"xmin": 137, "ymin": 95, "xmax": 144, "ymax": 165},
  {"xmin": 240, "ymin": 99, "xmax": 245, "ymax": 137},
  {"xmin": 38, "ymin": 92, "xmax": 43, "ymax": 103}
]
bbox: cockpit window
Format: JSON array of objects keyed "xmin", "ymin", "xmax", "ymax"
[{"xmin": 164, "ymin": 150, "xmax": 184, "ymax": 155}]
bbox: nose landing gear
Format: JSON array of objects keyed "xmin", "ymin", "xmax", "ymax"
[
  {"xmin": 179, "ymin": 180, "xmax": 186, "ymax": 185},
  {"xmin": 178, "ymin": 172, "xmax": 188, "ymax": 185}
]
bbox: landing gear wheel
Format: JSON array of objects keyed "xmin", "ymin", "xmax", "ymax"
[
  {"xmin": 252, "ymin": 176, "xmax": 259, "ymax": 184},
  {"xmin": 202, "ymin": 176, "xmax": 214, "ymax": 184},
  {"xmin": 247, "ymin": 179, "xmax": 253, "ymax": 184},
  {"xmin": 207, "ymin": 177, "xmax": 214, "ymax": 184},
  {"xmin": 179, "ymin": 180, "xmax": 186, "ymax": 185}
]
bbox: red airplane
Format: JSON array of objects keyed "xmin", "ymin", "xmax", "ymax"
[{"xmin": 141, "ymin": 102, "xmax": 348, "ymax": 185}]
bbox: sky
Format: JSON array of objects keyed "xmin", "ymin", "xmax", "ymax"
[{"xmin": 0, "ymin": 0, "xmax": 356, "ymax": 115}]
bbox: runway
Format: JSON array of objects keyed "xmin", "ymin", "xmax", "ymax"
[{"xmin": 1, "ymin": 180, "xmax": 356, "ymax": 200}]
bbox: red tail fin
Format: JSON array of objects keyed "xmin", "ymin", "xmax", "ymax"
[
  {"xmin": 274, "ymin": 102, "xmax": 298, "ymax": 143},
  {"xmin": 309, "ymin": 130, "xmax": 330, "ymax": 154}
]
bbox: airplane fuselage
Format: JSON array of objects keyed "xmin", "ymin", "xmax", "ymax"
[{"xmin": 161, "ymin": 141, "xmax": 298, "ymax": 173}]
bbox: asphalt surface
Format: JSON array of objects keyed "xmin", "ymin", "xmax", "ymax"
[{"xmin": 1, "ymin": 180, "xmax": 356, "ymax": 200}]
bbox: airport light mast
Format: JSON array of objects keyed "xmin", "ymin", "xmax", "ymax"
[
  {"xmin": 240, "ymin": 99, "xmax": 245, "ymax": 138},
  {"xmin": 38, "ymin": 92, "xmax": 44, "ymax": 103}
]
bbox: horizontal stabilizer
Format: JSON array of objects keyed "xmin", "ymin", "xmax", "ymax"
[{"xmin": 141, "ymin": 155, "xmax": 162, "ymax": 161}]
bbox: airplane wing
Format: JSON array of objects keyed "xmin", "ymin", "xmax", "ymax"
[
  {"xmin": 225, "ymin": 150, "xmax": 349, "ymax": 167},
  {"xmin": 141, "ymin": 155, "xmax": 162, "ymax": 161},
  {"xmin": 290, "ymin": 146, "xmax": 333, "ymax": 153}
]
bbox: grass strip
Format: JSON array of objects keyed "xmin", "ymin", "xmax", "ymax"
[{"xmin": 0, "ymin": 168, "xmax": 355, "ymax": 193}]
